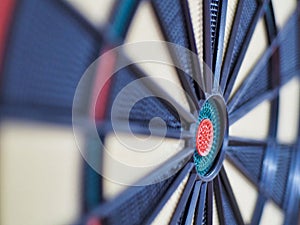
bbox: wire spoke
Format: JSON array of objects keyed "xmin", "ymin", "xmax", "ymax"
[
  {"xmin": 225, "ymin": 137, "xmax": 267, "ymax": 185},
  {"xmin": 170, "ymin": 173, "xmax": 197, "ymax": 224},
  {"xmin": 139, "ymin": 151, "xmax": 195, "ymax": 186},
  {"xmin": 269, "ymin": 144, "xmax": 294, "ymax": 207},
  {"xmin": 250, "ymin": 194, "xmax": 267, "ymax": 225},
  {"xmin": 96, "ymin": 120, "xmax": 193, "ymax": 140},
  {"xmin": 144, "ymin": 163, "xmax": 194, "ymax": 225},
  {"xmin": 184, "ymin": 181, "xmax": 202, "ymax": 225},
  {"xmin": 221, "ymin": 0, "xmax": 269, "ymax": 98},
  {"xmin": 61, "ymin": 0, "xmax": 105, "ymax": 38},
  {"xmin": 102, "ymin": 65, "xmax": 196, "ymax": 132},
  {"xmin": 203, "ymin": 0, "xmax": 213, "ymax": 93},
  {"xmin": 195, "ymin": 182, "xmax": 208, "ymax": 225},
  {"xmin": 213, "ymin": 0, "xmax": 228, "ymax": 91},
  {"xmin": 219, "ymin": 167, "xmax": 245, "ymax": 225},
  {"xmin": 226, "ymin": 136, "xmax": 267, "ymax": 185},
  {"xmin": 283, "ymin": 145, "xmax": 300, "ymax": 225},
  {"xmin": 228, "ymin": 10, "xmax": 299, "ymax": 125},
  {"xmin": 214, "ymin": 175, "xmax": 226, "ymax": 225},
  {"xmin": 228, "ymin": 136, "xmax": 267, "ymax": 147},
  {"xmin": 127, "ymin": 64, "xmax": 198, "ymax": 125},
  {"xmin": 182, "ymin": 0, "xmax": 206, "ymax": 99},
  {"xmin": 205, "ymin": 181, "xmax": 214, "ymax": 225},
  {"xmin": 226, "ymin": 136, "xmax": 269, "ymax": 186},
  {"xmin": 151, "ymin": 0, "xmax": 201, "ymax": 110},
  {"xmin": 88, "ymin": 174, "xmax": 176, "ymax": 225}
]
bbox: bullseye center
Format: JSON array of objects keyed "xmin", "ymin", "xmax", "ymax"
[{"xmin": 196, "ymin": 119, "xmax": 214, "ymax": 156}]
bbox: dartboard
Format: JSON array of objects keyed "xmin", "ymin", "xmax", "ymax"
[{"xmin": 0, "ymin": 0, "xmax": 299, "ymax": 225}]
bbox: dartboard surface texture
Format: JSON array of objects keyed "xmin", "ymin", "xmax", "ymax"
[{"xmin": 0, "ymin": 0, "xmax": 299, "ymax": 225}]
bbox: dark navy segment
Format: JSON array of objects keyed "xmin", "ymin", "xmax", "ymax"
[
  {"xmin": 271, "ymin": 145, "xmax": 292, "ymax": 208},
  {"xmin": 210, "ymin": 0, "xmax": 221, "ymax": 52},
  {"xmin": 221, "ymin": 0, "xmax": 259, "ymax": 95},
  {"xmin": 1, "ymin": 0, "xmax": 101, "ymax": 122},
  {"xmin": 97, "ymin": 120, "xmax": 183, "ymax": 139},
  {"xmin": 194, "ymin": 182, "xmax": 208, "ymax": 225},
  {"xmin": 181, "ymin": 0, "xmax": 205, "ymax": 101},
  {"xmin": 91, "ymin": 176, "xmax": 175, "ymax": 225},
  {"xmin": 129, "ymin": 97, "xmax": 181, "ymax": 129},
  {"xmin": 151, "ymin": 0, "xmax": 191, "ymax": 57},
  {"xmin": 203, "ymin": 181, "xmax": 213, "ymax": 225},
  {"xmin": 283, "ymin": 144, "xmax": 300, "ymax": 225},
  {"xmin": 226, "ymin": 145, "xmax": 265, "ymax": 184},
  {"xmin": 228, "ymin": 63, "xmax": 269, "ymax": 122},
  {"xmin": 218, "ymin": 168, "xmax": 245, "ymax": 225},
  {"xmin": 170, "ymin": 173, "xmax": 197, "ymax": 224},
  {"xmin": 213, "ymin": 0, "xmax": 228, "ymax": 88},
  {"xmin": 151, "ymin": 0, "xmax": 197, "ymax": 99},
  {"xmin": 184, "ymin": 181, "xmax": 202, "ymax": 225},
  {"xmin": 229, "ymin": 0, "xmax": 258, "ymax": 72},
  {"xmin": 228, "ymin": 13, "xmax": 299, "ymax": 124},
  {"xmin": 143, "ymin": 163, "xmax": 194, "ymax": 225},
  {"xmin": 214, "ymin": 175, "xmax": 239, "ymax": 225},
  {"xmin": 107, "ymin": 67, "xmax": 181, "ymax": 130},
  {"xmin": 279, "ymin": 16, "xmax": 300, "ymax": 84}
]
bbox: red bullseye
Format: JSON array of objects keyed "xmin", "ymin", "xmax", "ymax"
[{"xmin": 196, "ymin": 119, "xmax": 214, "ymax": 156}]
